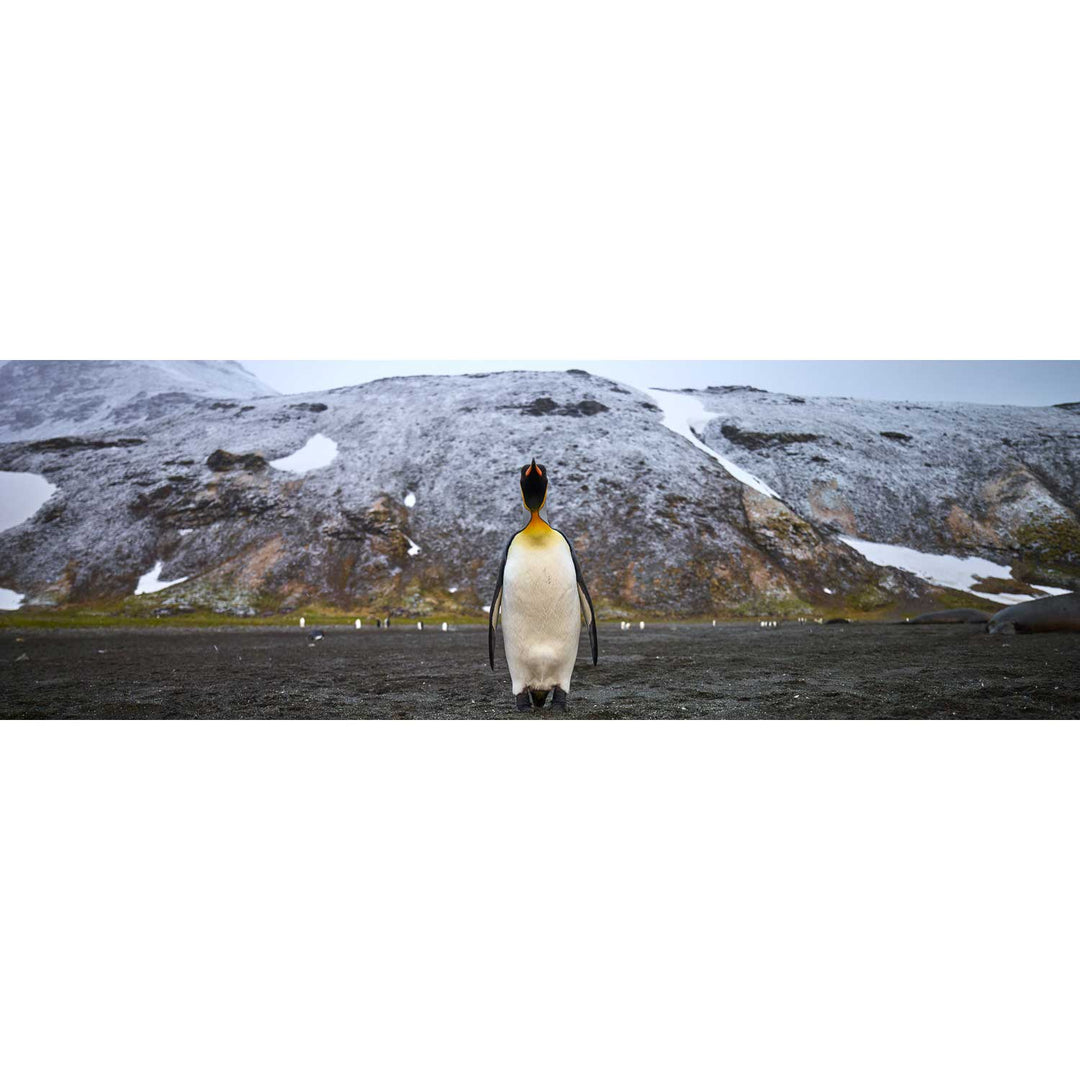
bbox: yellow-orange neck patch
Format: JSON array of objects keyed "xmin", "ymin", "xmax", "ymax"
[{"xmin": 524, "ymin": 510, "xmax": 551, "ymax": 535}]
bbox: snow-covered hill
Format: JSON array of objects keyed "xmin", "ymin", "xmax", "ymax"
[
  {"xmin": 678, "ymin": 385, "xmax": 1079, "ymax": 591},
  {"xmin": 0, "ymin": 360, "xmax": 277, "ymax": 442},
  {"xmin": 1, "ymin": 363, "xmax": 1075, "ymax": 616},
  {"xmin": 0, "ymin": 366, "xmax": 938, "ymax": 617}
]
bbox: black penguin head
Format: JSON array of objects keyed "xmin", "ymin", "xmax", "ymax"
[{"xmin": 520, "ymin": 459, "xmax": 548, "ymax": 511}]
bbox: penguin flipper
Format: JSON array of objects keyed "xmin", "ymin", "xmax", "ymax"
[
  {"xmin": 488, "ymin": 584, "xmax": 502, "ymax": 670},
  {"xmin": 556, "ymin": 529, "xmax": 598, "ymax": 665},
  {"xmin": 578, "ymin": 582, "xmax": 598, "ymax": 665},
  {"xmin": 488, "ymin": 537, "xmax": 512, "ymax": 670}
]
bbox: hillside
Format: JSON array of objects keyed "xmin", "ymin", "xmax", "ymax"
[
  {"xmin": 0, "ymin": 366, "xmax": 937, "ymax": 618},
  {"xmin": 684, "ymin": 385, "xmax": 1080, "ymax": 591},
  {"xmin": 0, "ymin": 360, "xmax": 278, "ymax": 442}
]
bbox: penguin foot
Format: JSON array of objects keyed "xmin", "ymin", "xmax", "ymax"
[
  {"xmin": 515, "ymin": 691, "xmax": 533, "ymax": 712},
  {"xmin": 551, "ymin": 687, "xmax": 568, "ymax": 712}
]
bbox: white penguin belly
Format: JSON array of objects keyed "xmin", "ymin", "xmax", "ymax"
[{"xmin": 501, "ymin": 532, "xmax": 581, "ymax": 696}]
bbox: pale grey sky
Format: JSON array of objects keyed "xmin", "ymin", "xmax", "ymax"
[{"xmin": 241, "ymin": 360, "xmax": 1080, "ymax": 407}]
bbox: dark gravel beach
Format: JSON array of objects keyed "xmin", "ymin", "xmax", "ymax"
[{"xmin": 3, "ymin": 622, "xmax": 1078, "ymax": 719}]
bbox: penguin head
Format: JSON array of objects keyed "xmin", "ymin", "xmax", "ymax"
[{"xmin": 520, "ymin": 459, "xmax": 548, "ymax": 511}]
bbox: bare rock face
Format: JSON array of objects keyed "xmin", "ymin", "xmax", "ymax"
[
  {"xmin": 0, "ymin": 364, "xmax": 934, "ymax": 617},
  {"xmin": 205, "ymin": 449, "xmax": 269, "ymax": 472},
  {"xmin": 688, "ymin": 386, "xmax": 1080, "ymax": 588}
]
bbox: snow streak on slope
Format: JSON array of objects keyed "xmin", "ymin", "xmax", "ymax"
[
  {"xmin": 838, "ymin": 536, "xmax": 1070, "ymax": 606},
  {"xmin": 134, "ymin": 561, "xmax": 190, "ymax": 595},
  {"xmin": 642, "ymin": 388, "xmax": 782, "ymax": 499},
  {"xmin": 0, "ymin": 472, "xmax": 57, "ymax": 532},
  {"xmin": 270, "ymin": 433, "xmax": 339, "ymax": 474}
]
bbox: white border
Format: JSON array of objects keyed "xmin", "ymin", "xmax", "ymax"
[
  {"xmin": 2, "ymin": 2, "xmax": 1077, "ymax": 361},
  {"xmin": 2, "ymin": 722, "xmax": 1078, "ymax": 1078}
]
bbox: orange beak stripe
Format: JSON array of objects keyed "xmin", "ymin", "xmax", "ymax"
[{"xmin": 525, "ymin": 464, "xmax": 534, "ymax": 476}]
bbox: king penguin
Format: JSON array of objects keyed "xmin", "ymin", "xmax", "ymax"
[{"xmin": 488, "ymin": 459, "xmax": 598, "ymax": 711}]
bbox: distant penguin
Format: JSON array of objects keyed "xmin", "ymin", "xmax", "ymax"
[
  {"xmin": 308, "ymin": 629, "xmax": 324, "ymax": 646},
  {"xmin": 375, "ymin": 618, "xmax": 381, "ymax": 628},
  {"xmin": 355, "ymin": 618, "xmax": 362, "ymax": 629},
  {"xmin": 385, "ymin": 617, "xmax": 391, "ymax": 629},
  {"xmin": 417, "ymin": 621, "xmax": 423, "ymax": 631},
  {"xmin": 489, "ymin": 459, "xmax": 597, "ymax": 712},
  {"xmin": 299, "ymin": 616, "xmax": 305, "ymax": 628}
]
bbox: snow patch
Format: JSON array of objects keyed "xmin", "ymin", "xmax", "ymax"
[
  {"xmin": 404, "ymin": 491, "xmax": 416, "ymax": 508},
  {"xmin": 404, "ymin": 535, "xmax": 421, "ymax": 557},
  {"xmin": 0, "ymin": 587, "xmax": 25, "ymax": 610},
  {"xmin": 448, "ymin": 586, "xmax": 459, "ymax": 593},
  {"xmin": 823, "ymin": 587, "xmax": 834, "ymax": 595},
  {"xmin": 838, "ymin": 536, "xmax": 1071, "ymax": 604},
  {"xmin": 270, "ymin": 433, "xmax": 339, "ymax": 474},
  {"xmin": 0, "ymin": 471, "xmax": 58, "ymax": 533},
  {"xmin": 641, "ymin": 388, "xmax": 783, "ymax": 499},
  {"xmin": 134, "ymin": 561, "xmax": 189, "ymax": 595},
  {"xmin": 839, "ymin": 536, "xmax": 1012, "ymax": 592},
  {"xmin": 178, "ymin": 528, "xmax": 194, "ymax": 536},
  {"xmin": 969, "ymin": 590, "xmax": 1047, "ymax": 607},
  {"xmin": 1031, "ymin": 585, "xmax": 1072, "ymax": 598}
]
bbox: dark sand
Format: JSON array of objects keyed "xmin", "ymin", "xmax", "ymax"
[{"xmin": 3, "ymin": 622, "xmax": 1078, "ymax": 719}]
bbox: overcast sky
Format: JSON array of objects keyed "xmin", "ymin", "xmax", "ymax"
[{"xmin": 241, "ymin": 360, "xmax": 1080, "ymax": 406}]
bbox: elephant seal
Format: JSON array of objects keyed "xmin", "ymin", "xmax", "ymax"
[
  {"xmin": 910, "ymin": 608, "xmax": 989, "ymax": 624},
  {"xmin": 987, "ymin": 592, "xmax": 1080, "ymax": 634}
]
